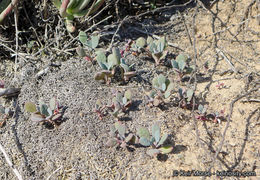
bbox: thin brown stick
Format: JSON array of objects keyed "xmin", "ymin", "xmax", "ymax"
[
  {"xmin": 208, "ymin": 87, "xmax": 259, "ymax": 172},
  {"xmin": 197, "ymin": 0, "xmax": 240, "ymax": 43},
  {"xmin": 236, "ymin": 0, "xmax": 256, "ymax": 34},
  {"xmin": 178, "ymin": 11, "xmax": 193, "ymax": 46},
  {"xmin": 107, "ymin": 16, "xmax": 128, "ymax": 51},
  {"xmin": 14, "ymin": 3, "xmax": 18, "ymax": 80},
  {"xmin": 0, "ymin": 143, "xmax": 23, "ymax": 180}
]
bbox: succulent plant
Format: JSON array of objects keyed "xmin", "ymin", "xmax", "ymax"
[
  {"xmin": 94, "ymin": 90, "xmax": 132, "ymax": 120},
  {"xmin": 131, "ymin": 36, "xmax": 168, "ymax": 65},
  {"xmin": 137, "ymin": 124, "xmax": 173, "ymax": 157},
  {"xmin": 110, "ymin": 90, "xmax": 132, "ymax": 118},
  {"xmin": 106, "ymin": 121, "xmax": 137, "ymax": 149},
  {"xmin": 147, "ymin": 36, "xmax": 168, "ymax": 65},
  {"xmin": 52, "ymin": 0, "xmax": 105, "ymax": 32},
  {"xmin": 24, "ymin": 97, "xmax": 62, "ymax": 127},
  {"xmin": 147, "ymin": 74, "xmax": 175, "ymax": 107},
  {"xmin": 76, "ymin": 31, "xmax": 100, "ymax": 61},
  {"xmin": 171, "ymin": 54, "xmax": 193, "ymax": 79},
  {"xmin": 0, "ymin": 0, "xmax": 19, "ymax": 23},
  {"xmin": 131, "ymin": 37, "xmax": 147, "ymax": 53},
  {"xmin": 94, "ymin": 47, "xmax": 136, "ymax": 84},
  {"xmin": 178, "ymin": 88, "xmax": 194, "ymax": 109},
  {"xmin": 196, "ymin": 104, "xmax": 208, "ymax": 121}
]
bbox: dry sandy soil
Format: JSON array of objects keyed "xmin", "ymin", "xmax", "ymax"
[{"xmin": 0, "ymin": 0, "xmax": 259, "ymax": 179}]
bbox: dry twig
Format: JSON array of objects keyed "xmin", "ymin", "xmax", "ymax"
[
  {"xmin": 208, "ymin": 87, "xmax": 259, "ymax": 172},
  {"xmin": 0, "ymin": 143, "xmax": 23, "ymax": 180}
]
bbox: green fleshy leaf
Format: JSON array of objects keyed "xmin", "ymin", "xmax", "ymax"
[
  {"xmin": 159, "ymin": 145, "xmax": 173, "ymax": 154},
  {"xmin": 139, "ymin": 137, "xmax": 151, "ymax": 147},
  {"xmin": 124, "ymin": 90, "xmax": 131, "ymax": 101},
  {"xmin": 146, "ymin": 36, "xmax": 153, "ymax": 45},
  {"xmin": 79, "ymin": 31, "xmax": 87, "ymax": 44},
  {"xmin": 161, "ymin": 83, "xmax": 166, "ymax": 92},
  {"xmin": 49, "ymin": 97, "xmax": 56, "ymax": 111},
  {"xmin": 115, "ymin": 122, "xmax": 126, "ymax": 138},
  {"xmin": 25, "ymin": 102, "xmax": 37, "ymax": 113},
  {"xmin": 137, "ymin": 127, "xmax": 150, "ymax": 139},
  {"xmin": 40, "ymin": 104, "xmax": 49, "ymax": 117},
  {"xmin": 125, "ymin": 133, "xmax": 134, "ymax": 143},
  {"xmin": 110, "ymin": 124, "xmax": 117, "ymax": 134},
  {"xmin": 95, "ymin": 99, "xmax": 102, "ymax": 109},
  {"xmin": 116, "ymin": 92, "xmax": 123, "ymax": 103},
  {"xmin": 112, "ymin": 47, "xmax": 121, "ymax": 63},
  {"xmin": 148, "ymin": 42, "xmax": 157, "ymax": 53},
  {"xmin": 152, "ymin": 124, "xmax": 160, "ymax": 144},
  {"xmin": 120, "ymin": 63, "xmax": 130, "ymax": 72},
  {"xmin": 149, "ymin": 90, "xmax": 157, "ymax": 98},
  {"xmin": 107, "ymin": 54, "xmax": 119, "ymax": 70},
  {"xmin": 157, "ymin": 134, "xmax": 168, "ymax": 147},
  {"xmin": 164, "ymin": 82, "xmax": 174, "ymax": 99},
  {"xmin": 157, "ymin": 40, "xmax": 165, "ymax": 52},
  {"xmin": 178, "ymin": 59, "xmax": 186, "ymax": 71},
  {"xmin": 136, "ymin": 37, "xmax": 146, "ymax": 48},
  {"xmin": 186, "ymin": 89, "xmax": 194, "ymax": 102},
  {"xmin": 157, "ymin": 74, "xmax": 166, "ymax": 86},
  {"xmin": 176, "ymin": 54, "xmax": 188, "ymax": 62},
  {"xmin": 0, "ymin": 105, "xmax": 5, "ymax": 114},
  {"xmin": 171, "ymin": 60, "xmax": 179, "ymax": 69},
  {"xmin": 152, "ymin": 76, "xmax": 160, "ymax": 89},
  {"xmin": 198, "ymin": 104, "xmax": 204, "ymax": 114},
  {"xmin": 90, "ymin": 35, "xmax": 99, "ymax": 49},
  {"xmin": 47, "ymin": 108, "xmax": 53, "ymax": 117},
  {"xmin": 122, "ymin": 97, "xmax": 127, "ymax": 105},
  {"xmin": 96, "ymin": 51, "xmax": 107, "ymax": 69},
  {"xmin": 157, "ymin": 36, "xmax": 166, "ymax": 49}
]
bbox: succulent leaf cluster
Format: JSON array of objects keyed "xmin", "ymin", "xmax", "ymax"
[
  {"xmin": 106, "ymin": 122, "xmax": 137, "ymax": 149},
  {"xmin": 106, "ymin": 122, "xmax": 173, "ymax": 157},
  {"xmin": 178, "ymin": 88, "xmax": 194, "ymax": 109},
  {"xmin": 147, "ymin": 74, "xmax": 175, "ymax": 106},
  {"xmin": 52, "ymin": 0, "xmax": 105, "ymax": 32},
  {"xmin": 76, "ymin": 31, "xmax": 100, "ymax": 58},
  {"xmin": 94, "ymin": 90, "xmax": 133, "ymax": 119},
  {"xmin": 94, "ymin": 47, "xmax": 136, "ymax": 84},
  {"xmin": 137, "ymin": 124, "xmax": 173, "ymax": 157},
  {"xmin": 131, "ymin": 36, "xmax": 168, "ymax": 65},
  {"xmin": 110, "ymin": 90, "xmax": 132, "ymax": 118},
  {"xmin": 24, "ymin": 98, "xmax": 62, "ymax": 127},
  {"xmin": 171, "ymin": 54, "xmax": 193, "ymax": 78}
]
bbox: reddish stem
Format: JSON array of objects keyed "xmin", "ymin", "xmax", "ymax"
[
  {"xmin": 60, "ymin": 0, "xmax": 70, "ymax": 17},
  {"xmin": 0, "ymin": 0, "xmax": 19, "ymax": 23}
]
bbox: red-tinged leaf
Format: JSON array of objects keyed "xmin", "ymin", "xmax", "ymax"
[
  {"xmin": 0, "ymin": 80, "xmax": 4, "ymax": 88},
  {"xmin": 85, "ymin": 56, "xmax": 92, "ymax": 61},
  {"xmin": 147, "ymin": 149, "xmax": 160, "ymax": 157}
]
